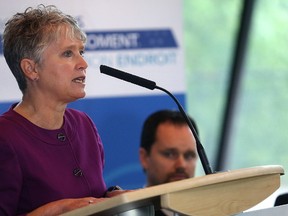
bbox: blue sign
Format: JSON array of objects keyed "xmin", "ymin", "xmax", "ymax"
[
  {"xmin": 0, "ymin": 29, "xmax": 177, "ymax": 55},
  {"xmin": 85, "ymin": 29, "xmax": 178, "ymax": 51}
]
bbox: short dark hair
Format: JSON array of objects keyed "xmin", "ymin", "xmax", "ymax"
[{"xmin": 140, "ymin": 110, "xmax": 199, "ymax": 153}]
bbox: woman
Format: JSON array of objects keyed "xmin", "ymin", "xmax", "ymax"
[{"xmin": 0, "ymin": 5, "xmax": 122, "ymax": 215}]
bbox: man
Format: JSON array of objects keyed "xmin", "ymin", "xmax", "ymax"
[{"xmin": 139, "ymin": 110, "xmax": 199, "ymax": 215}]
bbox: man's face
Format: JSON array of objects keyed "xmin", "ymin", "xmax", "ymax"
[{"xmin": 140, "ymin": 122, "xmax": 197, "ymax": 186}]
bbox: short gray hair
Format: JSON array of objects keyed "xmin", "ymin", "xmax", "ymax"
[{"xmin": 2, "ymin": 4, "xmax": 87, "ymax": 93}]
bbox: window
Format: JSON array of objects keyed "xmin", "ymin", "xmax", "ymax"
[{"xmin": 184, "ymin": 0, "xmax": 288, "ymax": 209}]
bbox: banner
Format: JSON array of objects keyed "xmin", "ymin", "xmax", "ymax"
[{"xmin": 0, "ymin": 0, "xmax": 185, "ymax": 189}]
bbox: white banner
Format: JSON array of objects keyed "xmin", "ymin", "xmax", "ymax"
[
  {"xmin": 0, "ymin": 0, "xmax": 184, "ymax": 101},
  {"xmin": 0, "ymin": 0, "xmax": 185, "ymax": 189}
]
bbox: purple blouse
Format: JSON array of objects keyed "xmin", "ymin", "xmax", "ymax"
[{"xmin": 0, "ymin": 104, "xmax": 107, "ymax": 215}]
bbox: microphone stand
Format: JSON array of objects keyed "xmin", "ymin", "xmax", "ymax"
[
  {"xmin": 155, "ymin": 86, "xmax": 213, "ymax": 175},
  {"xmin": 100, "ymin": 65, "xmax": 213, "ymax": 175}
]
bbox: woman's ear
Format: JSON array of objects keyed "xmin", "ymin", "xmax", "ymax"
[{"xmin": 20, "ymin": 58, "xmax": 38, "ymax": 81}]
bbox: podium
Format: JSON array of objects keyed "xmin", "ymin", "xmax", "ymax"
[{"xmin": 62, "ymin": 165, "xmax": 284, "ymax": 216}]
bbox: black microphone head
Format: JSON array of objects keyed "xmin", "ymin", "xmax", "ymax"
[{"xmin": 100, "ymin": 65, "xmax": 156, "ymax": 90}]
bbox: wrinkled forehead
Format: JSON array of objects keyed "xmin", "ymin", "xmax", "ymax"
[{"xmin": 46, "ymin": 23, "xmax": 86, "ymax": 45}]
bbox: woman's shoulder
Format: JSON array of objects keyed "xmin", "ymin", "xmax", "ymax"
[
  {"xmin": 0, "ymin": 104, "xmax": 21, "ymax": 127},
  {"xmin": 65, "ymin": 107, "xmax": 90, "ymax": 118},
  {"xmin": 64, "ymin": 108, "xmax": 93, "ymax": 125}
]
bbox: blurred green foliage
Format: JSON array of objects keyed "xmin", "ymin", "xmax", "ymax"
[{"xmin": 184, "ymin": 0, "xmax": 288, "ymax": 188}]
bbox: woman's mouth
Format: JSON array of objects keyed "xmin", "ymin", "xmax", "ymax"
[{"xmin": 73, "ymin": 76, "xmax": 86, "ymax": 84}]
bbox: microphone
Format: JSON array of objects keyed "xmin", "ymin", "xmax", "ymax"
[
  {"xmin": 100, "ymin": 65, "xmax": 156, "ymax": 90},
  {"xmin": 100, "ymin": 65, "xmax": 213, "ymax": 175}
]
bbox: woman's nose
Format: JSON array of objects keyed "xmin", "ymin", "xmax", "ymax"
[
  {"xmin": 79, "ymin": 56, "xmax": 88, "ymax": 70},
  {"xmin": 76, "ymin": 53, "xmax": 88, "ymax": 71}
]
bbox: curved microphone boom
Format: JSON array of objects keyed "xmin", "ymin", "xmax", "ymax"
[{"xmin": 100, "ymin": 65, "xmax": 213, "ymax": 175}]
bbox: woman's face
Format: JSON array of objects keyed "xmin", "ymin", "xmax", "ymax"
[{"xmin": 36, "ymin": 26, "xmax": 88, "ymax": 104}]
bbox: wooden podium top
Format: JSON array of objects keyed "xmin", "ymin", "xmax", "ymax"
[{"xmin": 62, "ymin": 165, "xmax": 284, "ymax": 216}]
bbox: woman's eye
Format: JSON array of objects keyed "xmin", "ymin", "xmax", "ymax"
[
  {"xmin": 63, "ymin": 50, "xmax": 73, "ymax": 57},
  {"xmin": 80, "ymin": 50, "xmax": 85, "ymax": 57}
]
